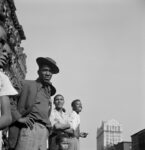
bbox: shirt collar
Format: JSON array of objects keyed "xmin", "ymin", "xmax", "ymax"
[
  {"xmin": 36, "ymin": 78, "xmax": 56, "ymax": 96},
  {"xmin": 36, "ymin": 78, "xmax": 52, "ymax": 87}
]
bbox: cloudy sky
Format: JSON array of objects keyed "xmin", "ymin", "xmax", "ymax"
[{"xmin": 15, "ymin": 0, "xmax": 145, "ymax": 150}]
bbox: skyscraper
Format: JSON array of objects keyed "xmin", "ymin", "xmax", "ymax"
[{"xmin": 97, "ymin": 119, "xmax": 123, "ymax": 150}]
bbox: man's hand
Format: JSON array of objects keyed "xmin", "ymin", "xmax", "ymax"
[
  {"xmin": 18, "ymin": 117, "xmax": 34, "ymax": 130},
  {"xmin": 79, "ymin": 132, "xmax": 88, "ymax": 138}
]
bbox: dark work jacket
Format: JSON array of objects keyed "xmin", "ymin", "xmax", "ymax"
[{"xmin": 8, "ymin": 79, "xmax": 56, "ymax": 149}]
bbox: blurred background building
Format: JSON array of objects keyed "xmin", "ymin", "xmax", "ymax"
[
  {"xmin": 106, "ymin": 142, "xmax": 132, "ymax": 150},
  {"xmin": 97, "ymin": 119, "xmax": 123, "ymax": 150}
]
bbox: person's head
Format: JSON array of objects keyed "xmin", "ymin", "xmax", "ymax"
[
  {"xmin": 71, "ymin": 99, "xmax": 82, "ymax": 114},
  {"xmin": 56, "ymin": 133, "xmax": 69, "ymax": 150},
  {"xmin": 0, "ymin": 24, "xmax": 11, "ymax": 70},
  {"xmin": 36, "ymin": 57, "xmax": 59, "ymax": 85},
  {"xmin": 54, "ymin": 94, "xmax": 65, "ymax": 111}
]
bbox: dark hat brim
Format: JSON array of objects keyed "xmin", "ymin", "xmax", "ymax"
[{"xmin": 36, "ymin": 57, "xmax": 59, "ymax": 74}]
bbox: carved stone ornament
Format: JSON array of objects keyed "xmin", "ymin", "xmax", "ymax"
[{"xmin": 0, "ymin": 1, "xmax": 27, "ymax": 149}]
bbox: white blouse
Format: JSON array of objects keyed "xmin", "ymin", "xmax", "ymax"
[
  {"xmin": 69, "ymin": 111, "xmax": 80, "ymax": 130},
  {"xmin": 50, "ymin": 108, "xmax": 69, "ymax": 127},
  {"xmin": 0, "ymin": 71, "xmax": 17, "ymax": 96},
  {"xmin": 0, "ymin": 71, "xmax": 17, "ymax": 149}
]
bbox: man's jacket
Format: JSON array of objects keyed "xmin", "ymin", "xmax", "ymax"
[{"xmin": 8, "ymin": 79, "xmax": 56, "ymax": 149}]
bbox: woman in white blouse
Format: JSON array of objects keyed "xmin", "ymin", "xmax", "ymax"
[
  {"xmin": 68, "ymin": 99, "xmax": 88, "ymax": 150},
  {"xmin": 0, "ymin": 71, "xmax": 18, "ymax": 149},
  {"xmin": 0, "ymin": 34, "xmax": 18, "ymax": 149},
  {"xmin": 0, "ymin": 71, "xmax": 18, "ymax": 129},
  {"xmin": 49, "ymin": 94, "xmax": 72, "ymax": 150}
]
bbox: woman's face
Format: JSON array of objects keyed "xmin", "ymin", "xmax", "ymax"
[
  {"xmin": 0, "ymin": 26, "xmax": 11, "ymax": 68},
  {"xmin": 73, "ymin": 100, "xmax": 82, "ymax": 113},
  {"xmin": 54, "ymin": 95, "xmax": 64, "ymax": 109}
]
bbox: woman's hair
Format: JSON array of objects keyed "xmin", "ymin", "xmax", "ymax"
[
  {"xmin": 54, "ymin": 94, "xmax": 64, "ymax": 101},
  {"xmin": 71, "ymin": 99, "xmax": 80, "ymax": 109}
]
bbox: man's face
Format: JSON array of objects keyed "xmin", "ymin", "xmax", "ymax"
[
  {"xmin": 73, "ymin": 100, "xmax": 82, "ymax": 113},
  {"xmin": 38, "ymin": 65, "xmax": 53, "ymax": 84},
  {"xmin": 0, "ymin": 25, "xmax": 9, "ymax": 68},
  {"xmin": 0, "ymin": 41, "xmax": 11, "ymax": 69},
  {"xmin": 59, "ymin": 138, "xmax": 69, "ymax": 150},
  {"xmin": 54, "ymin": 95, "xmax": 64, "ymax": 109}
]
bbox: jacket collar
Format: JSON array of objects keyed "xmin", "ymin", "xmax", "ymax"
[{"xmin": 36, "ymin": 78, "xmax": 56, "ymax": 96}]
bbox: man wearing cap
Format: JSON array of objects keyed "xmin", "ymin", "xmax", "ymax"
[{"xmin": 8, "ymin": 57, "xmax": 59, "ymax": 150}]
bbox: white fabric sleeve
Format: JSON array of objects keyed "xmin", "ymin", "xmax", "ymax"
[
  {"xmin": 0, "ymin": 72, "xmax": 18, "ymax": 96},
  {"xmin": 68, "ymin": 112, "xmax": 78, "ymax": 130},
  {"xmin": 49, "ymin": 111, "xmax": 59, "ymax": 127}
]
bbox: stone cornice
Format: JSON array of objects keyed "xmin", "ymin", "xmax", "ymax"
[{"xmin": 7, "ymin": 0, "xmax": 26, "ymax": 40}]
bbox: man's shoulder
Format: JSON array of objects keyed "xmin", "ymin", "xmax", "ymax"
[
  {"xmin": 70, "ymin": 111, "xmax": 79, "ymax": 117},
  {"xmin": 22, "ymin": 79, "xmax": 36, "ymax": 84},
  {"xmin": 22, "ymin": 80, "xmax": 38, "ymax": 87}
]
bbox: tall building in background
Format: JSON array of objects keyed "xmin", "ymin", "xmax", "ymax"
[{"xmin": 97, "ymin": 119, "xmax": 123, "ymax": 150}]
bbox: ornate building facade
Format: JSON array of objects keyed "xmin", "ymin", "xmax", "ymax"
[
  {"xmin": 97, "ymin": 119, "xmax": 123, "ymax": 150},
  {"xmin": 0, "ymin": 0, "xmax": 26, "ymax": 92},
  {"xmin": 0, "ymin": 0, "xmax": 26, "ymax": 149}
]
